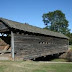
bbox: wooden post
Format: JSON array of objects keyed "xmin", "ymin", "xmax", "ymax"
[{"xmin": 11, "ymin": 31, "xmax": 14, "ymax": 61}]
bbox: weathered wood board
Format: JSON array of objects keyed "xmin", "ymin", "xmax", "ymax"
[
  {"xmin": 14, "ymin": 33, "xmax": 68, "ymax": 60},
  {"xmin": 0, "ymin": 37, "xmax": 11, "ymax": 51}
]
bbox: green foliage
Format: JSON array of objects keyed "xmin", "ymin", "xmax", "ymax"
[
  {"xmin": 69, "ymin": 45, "xmax": 72, "ymax": 49},
  {"xmin": 66, "ymin": 33, "xmax": 72, "ymax": 45},
  {"xmin": 42, "ymin": 10, "xmax": 70, "ymax": 34}
]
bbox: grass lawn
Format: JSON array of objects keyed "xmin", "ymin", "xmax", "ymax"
[
  {"xmin": 51, "ymin": 59, "xmax": 67, "ymax": 62},
  {"xmin": 0, "ymin": 61, "xmax": 72, "ymax": 72}
]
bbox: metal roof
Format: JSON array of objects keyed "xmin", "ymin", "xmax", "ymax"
[{"xmin": 0, "ymin": 17, "xmax": 68, "ymax": 39}]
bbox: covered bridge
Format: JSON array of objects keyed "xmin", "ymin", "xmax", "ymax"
[{"xmin": 0, "ymin": 18, "xmax": 68, "ymax": 60}]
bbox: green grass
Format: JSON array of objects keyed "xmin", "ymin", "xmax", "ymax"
[
  {"xmin": 0, "ymin": 61, "xmax": 72, "ymax": 72},
  {"xmin": 51, "ymin": 59, "xmax": 67, "ymax": 62}
]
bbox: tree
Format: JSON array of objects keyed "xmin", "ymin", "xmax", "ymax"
[
  {"xmin": 66, "ymin": 33, "xmax": 72, "ymax": 45},
  {"xmin": 42, "ymin": 10, "xmax": 70, "ymax": 34}
]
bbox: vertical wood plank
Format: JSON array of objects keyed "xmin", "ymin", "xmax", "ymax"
[{"xmin": 11, "ymin": 31, "xmax": 14, "ymax": 61}]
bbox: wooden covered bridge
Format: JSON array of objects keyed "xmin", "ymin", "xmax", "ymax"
[{"xmin": 0, "ymin": 18, "xmax": 68, "ymax": 60}]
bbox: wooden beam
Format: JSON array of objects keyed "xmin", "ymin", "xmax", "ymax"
[{"xmin": 11, "ymin": 31, "xmax": 14, "ymax": 61}]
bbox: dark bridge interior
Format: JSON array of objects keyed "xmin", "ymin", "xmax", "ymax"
[{"xmin": 31, "ymin": 53, "xmax": 63, "ymax": 61}]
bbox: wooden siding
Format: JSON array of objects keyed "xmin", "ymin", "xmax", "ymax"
[{"xmin": 14, "ymin": 33, "xmax": 68, "ymax": 60}]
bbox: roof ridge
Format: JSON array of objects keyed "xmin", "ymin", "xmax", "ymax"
[
  {"xmin": 0, "ymin": 17, "xmax": 24, "ymax": 24},
  {"xmin": 0, "ymin": 17, "xmax": 68, "ymax": 39}
]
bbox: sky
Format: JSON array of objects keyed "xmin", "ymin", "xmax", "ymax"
[{"xmin": 0, "ymin": 0, "xmax": 72, "ymax": 32}]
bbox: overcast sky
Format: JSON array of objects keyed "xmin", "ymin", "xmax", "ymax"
[{"xmin": 0, "ymin": 0, "xmax": 72, "ymax": 32}]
